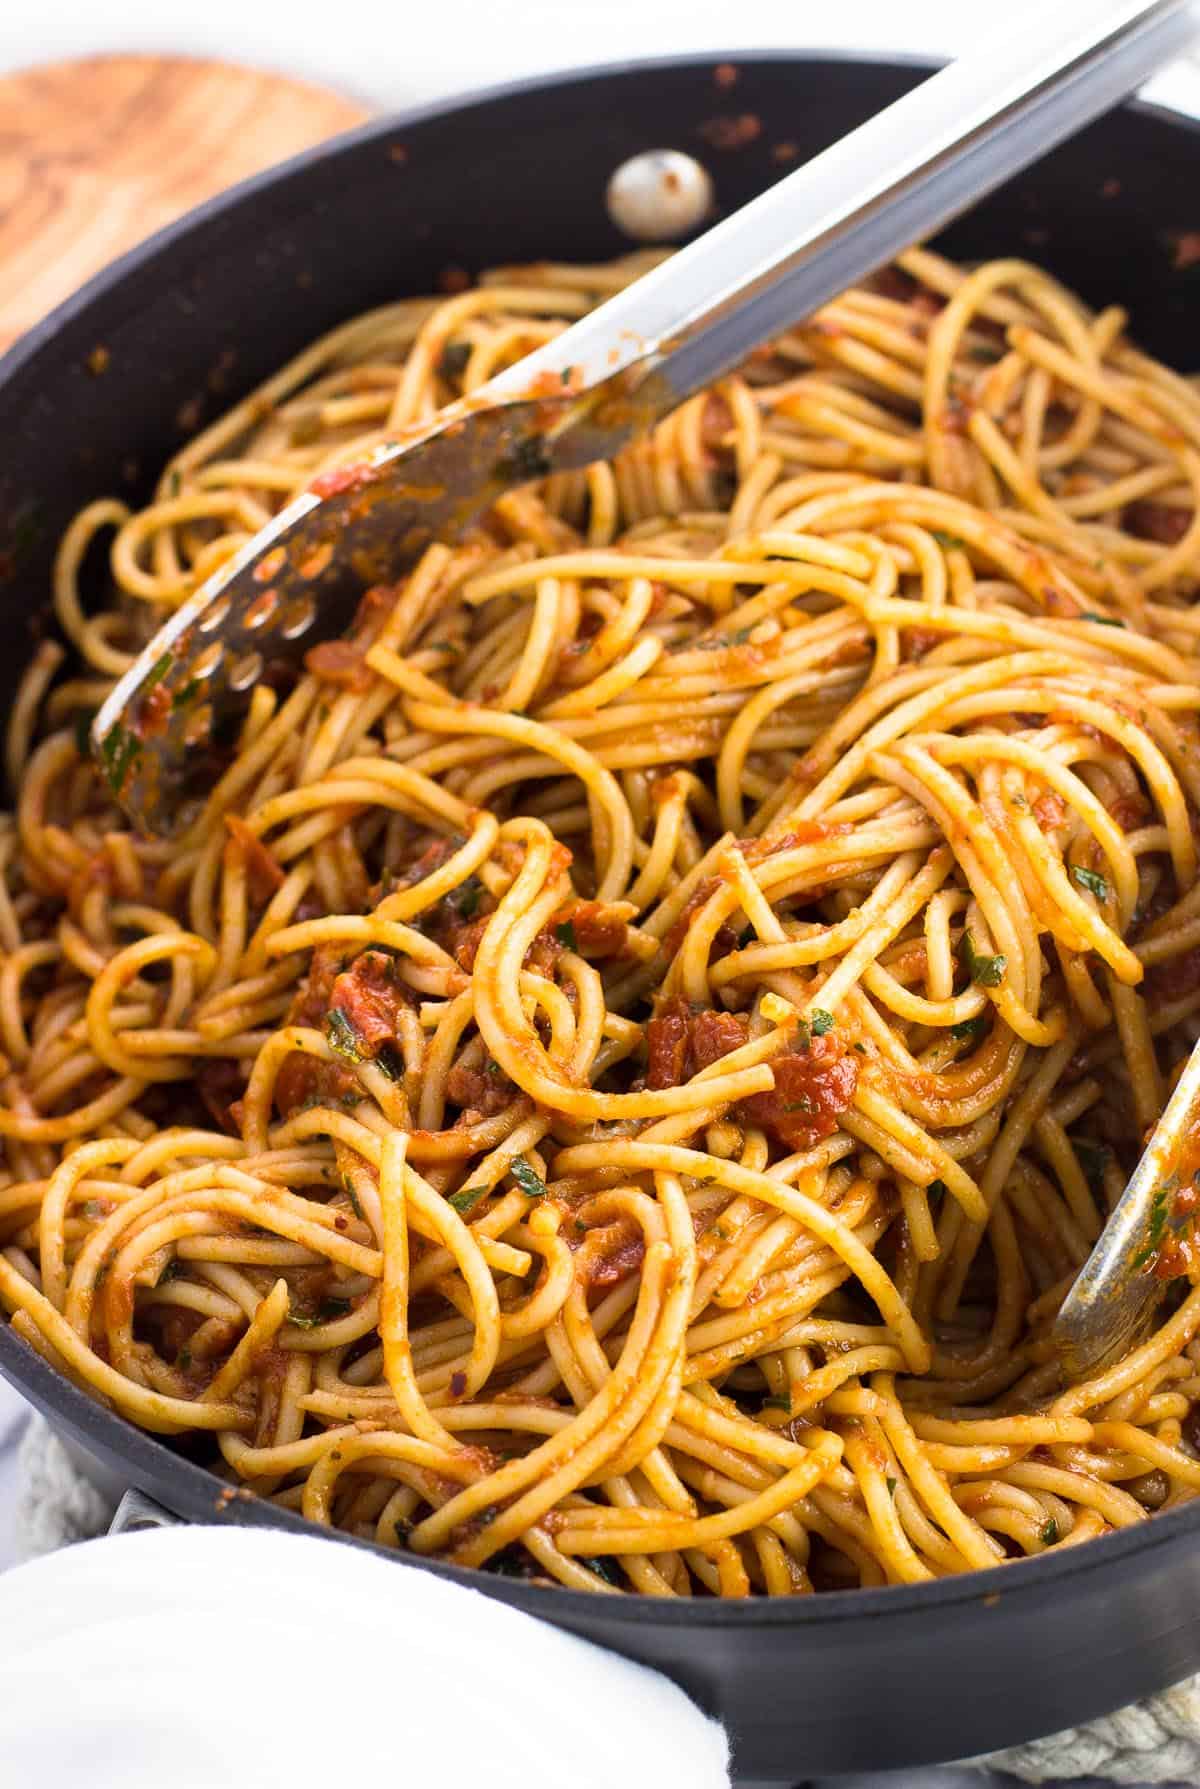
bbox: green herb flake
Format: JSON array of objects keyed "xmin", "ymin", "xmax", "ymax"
[
  {"xmin": 500, "ymin": 437, "xmax": 552, "ymax": 482},
  {"xmin": 286, "ymin": 1307, "xmax": 324, "ymax": 1329},
  {"xmin": 556, "ymin": 919, "xmax": 578, "ymax": 951},
  {"xmin": 510, "ymin": 1156, "xmax": 548, "ymax": 1199},
  {"xmin": 326, "ymin": 1008, "xmax": 364, "ymax": 1063},
  {"xmin": 959, "ymin": 929, "xmax": 1007, "ymax": 989},
  {"xmin": 1040, "ymin": 1517, "xmax": 1059, "ymax": 1546},
  {"xmin": 886, "ymin": 1476, "xmax": 898, "ymax": 1495},
  {"xmin": 809, "ymin": 1008, "xmax": 834, "ymax": 1036},
  {"xmin": 967, "ymin": 342, "xmax": 1005, "ymax": 364},
  {"xmin": 1081, "ymin": 612, "xmax": 1126, "ymax": 628},
  {"xmin": 447, "ymin": 1183, "xmax": 489, "ymax": 1216},
  {"xmin": 142, "ymin": 652, "xmax": 173, "ymax": 692},
  {"xmin": 696, "ymin": 624, "xmax": 755, "ymax": 652},
  {"xmin": 1071, "ymin": 864, "xmax": 1109, "ymax": 901},
  {"xmin": 98, "ymin": 721, "xmax": 142, "ymax": 794},
  {"xmin": 581, "ymin": 1555, "xmax": 621, "ymax": 1586},
  {"xmin": 932, "ymin": 531, "xmax": 967, "ymax": 552},
  {"xmin": 761, "ymin": 1395, "xmax": 792, "ymax": 1412},
  {"xmin": 172, "ymin": 677, "xmax": 202, "ymax": 710},
  {"xmin": 446, "ymin": 876, "xmax": 482, "ymax": 919},
  {"xmin": 950, "ymin": 1016, "xmax": 985, "ymax": 1042},
  {"xmin": 1133, "ymin": 1182, "xmax": 1172, "ymax": 1269},
  {"xmin": 73, "ymin": 710, "xmax": 97, "ymax": 758},
  {"xmin": 177, "ymin": 1347, "xmax": 192, "ymax": 1370},
  {"xmin": 1074, "ymin": 1139, "xmax": 1110, "ymax": 1190},
  {"xmin": 340, "ymin": 1172, "xmax": 364, "ymax": 1220},
  {"xmin": 167, "ymin": 469, "xmax": 182, "ymax": 496},
  {"xmin": 927, "ymin": 1179, "xmax": 948, "ymax": 1202},
  {"xmin": 373, "ymin": 1043, "xmax": 403, "ymax": 1082},
  {"xmin": 318, "ymin": 1296, "xmax": 352, "ymax": 1322}
]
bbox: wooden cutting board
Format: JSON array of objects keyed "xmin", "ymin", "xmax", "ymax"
[{"xmin": 0, "ymin": 54, "xmax": 370, "ymax": 350}]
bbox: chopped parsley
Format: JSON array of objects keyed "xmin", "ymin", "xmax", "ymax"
[
  {"xmin": 959, "ymin": 929, "xmax": 1007, "ymax": 988},
  {"xmin": 510, "ymin": 1156, "xmax": 548, "ymax": 1199},
  {"xmin": 326, "ymin": 1008, "xmax": 364, "ymax": 1063},
  {"xmin": 447, "ymin": 1183, "xmax": 489, "ymax": 1216},
  {"xmin": 556, "ymin": 919, "xmax": 578, "ymax": 951},
  {"xmin": 172, "ymin": 677, "xmax": 202, "ymax": 710},
  {"xmin": 341, "ymin": 1172, "xmax": 364, "ymax": 1220},
  {"xmin": 761, "ymin": 1395, "xmax": 792, "ymax": 1412},
  {"xmin": 927, "ymin": 1179, "xmax": 948, "ymax": 1202},
  {"xmin": 1040, "ymin": 1517, "xmax": 1059, "ymax": 1546},
  {"xmin": 886, "ymin": 1476, "xmax": 898, "ymax": 1496},
  {"xmin": 1073, "ymin": 1140, "xmax": 1110, "ymax": 1190},
  {"xmin": 142, "ymin": 652, "xmax": 173, "ymax": 692},
  {"xmin": 73, "ymin": 710, "xmax": 97, "ymax": 758},
  {"xmin": 373, "ymin": 1043, "xmax": 403, "ymax": 1082},
  {"xmin": 500, "ymin": 436, "xmax": 552, "ymax": 482},
  {"xmin": 1133, "ymin": 1182, "xmax": 1172, "ymax": 1270},
  {"xmin": 288, "ymin": 1297, "xmax": 352, "ymax": 1328},
  {"xmin": 950, "ymin": 1016, "xmax": 985, "ymax": 1042},
  {"xmin": 98, "ymin": 721, "xmax": 141, "ymax": 795},
  {"xmin": 809, "ymin": 1008, "xmax": 834, "ymax": 1036},
  {"xmin": 177, "ymin": 1347, "xmax": 192, "ymax": 1371},
  {"xmin": 1081, "ymin": 612, "xmax": 1125, "ymax": 628},
  {"xmin": 581, "ymin": 1555, "xmax": 622, "ymax": 1586},
  {"xmin": 1071, "ymin": 864, "xmax": 1109, "ymax": 901},
  {"xmin": 696, "ymin": 625, "xmax": 755, "ymax": 651},
  {"xmin": 932, "ymin": 531, "xmax": 967, "ymax": 552},
  {"xmin": 445, "ymin": 876, "xmax": 482, "ymax": 919}
]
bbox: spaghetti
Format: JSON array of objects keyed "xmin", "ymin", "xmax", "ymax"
[{"xmin": 5, "ymin": 246, "xmax": 1200, "ymax": 1593}]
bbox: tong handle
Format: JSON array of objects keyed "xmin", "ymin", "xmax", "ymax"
[{"xmin": 489, "ymin": 0, "xmax": 1199, "ymax": 410}]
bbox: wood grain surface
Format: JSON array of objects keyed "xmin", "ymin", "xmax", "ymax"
[{"xmin": 0, "ymin": 54, "xmax": 370, "ymax": 349}]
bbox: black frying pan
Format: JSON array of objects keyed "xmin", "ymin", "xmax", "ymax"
[{"xmin": 2, "ymin": 53, "xmax": 1199, "ymax": 1784}]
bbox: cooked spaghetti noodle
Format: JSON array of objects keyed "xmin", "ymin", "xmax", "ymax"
[{"xmin": 5, "ymin": 246, "xmax": 1200, "ymax": 1593}]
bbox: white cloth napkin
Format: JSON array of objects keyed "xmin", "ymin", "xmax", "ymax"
[{"xmin": 0, "ymin": 1521, "xmax": 730, "ymax": 1789}]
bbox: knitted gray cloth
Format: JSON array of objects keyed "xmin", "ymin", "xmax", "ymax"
[{"xmin": 14, "ymin": 1416, "xmax": 1198, "ymax": 1784}]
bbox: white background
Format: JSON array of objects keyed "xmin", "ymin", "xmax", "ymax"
[
  {"xmin": 0, "ymin": 0, "xmax": 1198, "ymax": 1568},
  {"xmin": 1, "ymin": 0, "xmax": 1199, "ymax": 116}
]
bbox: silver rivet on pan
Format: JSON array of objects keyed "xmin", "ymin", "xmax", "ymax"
[{"xmin": 606, "ymin": 150, "xmax": 714, "ymax": 242}]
